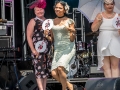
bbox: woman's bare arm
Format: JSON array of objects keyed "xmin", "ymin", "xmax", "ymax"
[
  {"xmin": 91, "ymin": 13, "xmax": 103, "ymax": 32},
  {"xmin": 26, "ymin": 19, "xmax": 36, "ymax": 53},
  {"xmin": 44, "ymin": 29, "xmax": 54, "ymax": 42},
  {"xmin": 69, "ymin": 23, "xmax": 76, "ymax": 42}
]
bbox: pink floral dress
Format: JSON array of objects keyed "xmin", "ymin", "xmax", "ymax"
[{"xmin": 31, "ymin": 17, "xmax": 52, "ymax": 78}]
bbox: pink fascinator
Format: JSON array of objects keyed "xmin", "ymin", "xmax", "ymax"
[{"xmin": 26, "ymin": 0, "xmax": 46, "ymax": 9}]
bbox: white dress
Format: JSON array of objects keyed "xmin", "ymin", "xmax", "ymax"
[
  {"xmin": 51, "ymin": 19, "xmax": 76, "ymax": 73},
  {"xmin": 97, "ymin": 13, "xmax": 120, "ymax": 70}
]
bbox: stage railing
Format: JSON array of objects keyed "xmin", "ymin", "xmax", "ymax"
[
  {"xmin": 73, "ymin": 8, "xmax": 85, "ymax": 42},
  {"xmin": 0, "ymin": 0, "xmax": 15, "ymax": 47}
]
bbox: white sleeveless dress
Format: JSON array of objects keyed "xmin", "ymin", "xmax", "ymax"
[
  {"xmin": 51, "ymin": 19, "xmax": 76, "ymax": 73},
  {"xmin": 97, "ymin": 13, "xmax": 120, "ymax": 70}
]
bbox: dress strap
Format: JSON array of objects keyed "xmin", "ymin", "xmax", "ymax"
[{"xmin": 34, "ymin": 16, "xmax": 44, "ymax": 22}]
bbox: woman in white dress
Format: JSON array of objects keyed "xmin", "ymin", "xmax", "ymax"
[
  {"xmin": 44, "ymin": 1, "xmax": 77, "ymax": 90},
  {"xmin": 91, "ymin": 0, "xmax": 120, "ymax": 78}
]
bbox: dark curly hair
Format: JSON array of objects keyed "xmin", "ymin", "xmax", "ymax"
[{"xmin": 53, "ymin": 0, "xmax": 70, "ymax": 14}]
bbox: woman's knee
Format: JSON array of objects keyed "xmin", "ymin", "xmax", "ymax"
[
  {"xmin": 51, "ymin": 70, "xmax": 58, "ymax": 77},
  {"xmin": 102, "ymin": 56, "xmax": 111, "ymax": 70},
  {"xmin": 110, "ymin": 57, "xmax": 119, "ymax": 69},
  {"xmin": 57, "ymin": 66, "xmax": 64, "ymax": 73},
  {"xmin": 102, "ymin": 66, "xmax": 110, "ymax": 71},
  {"xmin": 111, "ymin": 63, "xmax": 119, "ymax": 69}
]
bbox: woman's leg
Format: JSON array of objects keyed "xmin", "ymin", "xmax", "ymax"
[
  {"xmin": 36, "ymin": 78, "xmax": 43, "ymax": 90},
  {"xmin": 42, "ymin": 77, "xmax": 47, "ymax": 90},
  {"xmin": 102, "ymin": 56, "xmax": 111, "ymax": 78},
  {"xmin": 110, "ymin": 56, "xmax": 120, "ymax": 77},
  {"xmin": 51, "ymin": 69, "xmax": 73, "ymax": 90},
  {"xmin": 57, "ymin": 66, "xmax": 67, "ymax": 90},
  {"xmin": 51, "ymin": 69, "xmax": 60, "ymax": 81}
]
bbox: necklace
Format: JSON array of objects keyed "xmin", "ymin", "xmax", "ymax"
[
  {"xmin": 105, "ymin": 12, "xmax": 114, "ymax": 19},
  {"xmin": 57, "ymin": 15, "xmax": 65, "ymax": 18}
]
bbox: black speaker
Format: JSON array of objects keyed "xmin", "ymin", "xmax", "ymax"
[
  {"xmin": 85, "ymin": 78, "xmax": 120, "ymax": 90},
  {"xmin": 0, "ymin": 65, "xmax": 8, "ymax": 81},
  {"xmin": 0, "ymin": 76, "xmax": 14, "ymax": 90},
  {"xmin": 19, "ymin": 73, "xmax": 37, "ymax": 90},
  {"xmin": 0, "ymin": 65, "xmax": 21, "ymax": 90},
  {"xmin": 0, "ymin": 36, "xmax": 16, "ymax": 57},
  {"xmin": 0, "ymin": 76, "xmax": 6, "ymax": 89}
]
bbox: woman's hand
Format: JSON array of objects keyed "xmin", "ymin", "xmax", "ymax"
[
  {"xmin": 44, "ymin": 29, "xmax": 53, "ymax": 41},
  {"xmin": 91, "ymin": 13, "xmax": 103, "ymax": 32},
  {"xmin": 118, "ymin": 29, "xmax": 120, "ymax": 35},
  {"xmin": 44, "ymin": 29, "xmax": 49, "ymax": 36},
  {"xmin": 64, "ymin": 24, "xmax": 75, "ymax": 33},
  {"xmin": 32, "ymin": 50, "xmax": 39, "ymax": 58},
  {"xmin": 96, "ymin": 14, "xmax": 103, "ymax": 22},
  {"xmin": 64, "ymin": 23, "xmax": 76, "ymax": 42},
  {"xmin": 65, "ymin": 25, "xmax": 74, "ymax": 31},
  {"xmin": 118, "ymin": 13, "xmax": 120, "ymax": 17}
]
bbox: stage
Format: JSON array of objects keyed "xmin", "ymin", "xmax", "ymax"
[{"xmin": 47, "ymin": 78, "xmax": 88, "ymax": 83}]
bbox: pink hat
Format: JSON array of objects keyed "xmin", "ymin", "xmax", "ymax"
[{"xmin": 27, "ymin": 0, "xmax": 46, "ymax": 9}]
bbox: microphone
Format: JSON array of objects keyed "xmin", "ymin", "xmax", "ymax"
[{"xmin": 0, "ymin": 19, "xmax": 7, "ymax": 23}]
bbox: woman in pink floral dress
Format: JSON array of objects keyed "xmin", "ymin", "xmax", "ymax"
[{"xmin": 26, "ymin": 0, "xmax": 52, "ymax": 90}]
